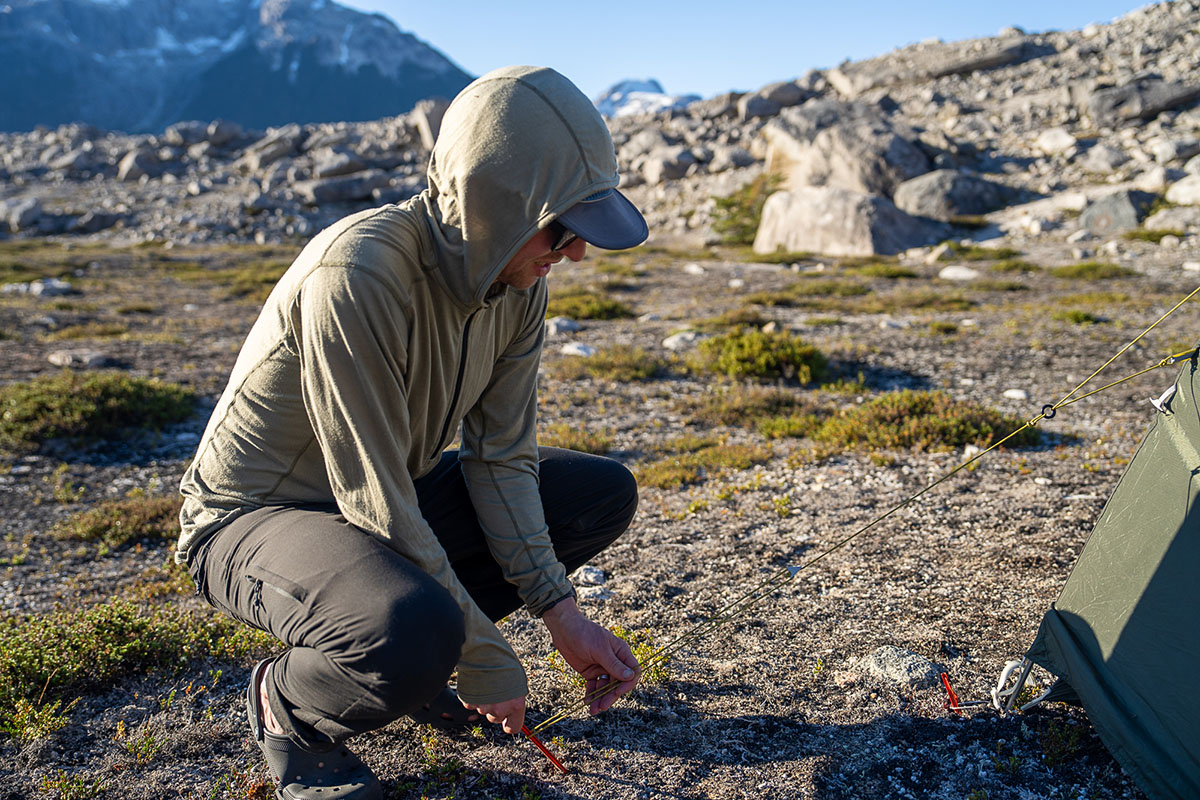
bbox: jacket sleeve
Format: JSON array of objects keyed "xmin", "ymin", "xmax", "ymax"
[
  {"xmin": 291, "ymin": 265, "xmax": 527, "ymax": 706},
  {"xmin": 459, "ymin": 283, "xmax": 574, "ymax": 616}
]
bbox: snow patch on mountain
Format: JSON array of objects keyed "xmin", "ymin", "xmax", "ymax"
[{"xmin": 595, "ymin": 79, "xmax": 701, "ymax": 118}]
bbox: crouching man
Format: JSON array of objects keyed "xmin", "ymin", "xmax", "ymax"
[{"xmin": 178, "ymin": 65, "xmax": 649, "ymax": 799}]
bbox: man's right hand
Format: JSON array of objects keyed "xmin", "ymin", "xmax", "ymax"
[{"xmin": 461, "ymin": 695, "xmax": 526, "ymax": 734}]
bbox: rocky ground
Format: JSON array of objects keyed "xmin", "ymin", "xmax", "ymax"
[{"xmin": 4, "ymin": 2, "xmax": 1200, "ymax": 799}]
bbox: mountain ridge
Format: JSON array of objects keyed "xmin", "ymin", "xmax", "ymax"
[{"xmin": 0, "ymin": 0, "xmax": 472, "ymax": 132}]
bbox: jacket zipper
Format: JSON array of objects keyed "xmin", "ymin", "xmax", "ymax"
[{"xmin": 430, "ymin": 310, "xmax": 478, "ymax": 460}]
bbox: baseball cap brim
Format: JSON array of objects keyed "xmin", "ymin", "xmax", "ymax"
[{"xmin": 556, "ymin": 188, "xmax": 649, "ymax": 250}]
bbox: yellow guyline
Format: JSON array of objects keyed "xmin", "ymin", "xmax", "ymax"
[{"xmin": 530, "ymin": 284, "xmax": 1200, "ymax": 736}]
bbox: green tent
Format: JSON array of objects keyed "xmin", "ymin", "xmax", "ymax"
[{"xmin": 1005, "ymin": 354, "xmax": 1200, "ymax": 799}]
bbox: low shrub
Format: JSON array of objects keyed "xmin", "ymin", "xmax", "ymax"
[
  {"xmin": 544, "ymin": 345, "xmax": 665, "ymax": 382},
  {"xmin": 1050, "ymin": 262, "xmax": 1134, "ymax": 280},
  {"xmin": 0, "ymin": 600, "xmax": 275, "ymax": 741},
  {"xmin": 989, "ymin": 259, "xmax": 1041, "ymax": 273},
  {"xmin": 945, "ymin": 242, "xmax": 1022, "ymax": 261},
  {"xmin": 1052, "ymin": 309, "xmax": 1101, "ymax": 325},
  {"xmin": 844, "ymin": 263, "xmax": 919, "ymax": 279},
  {"xmin": 52, "ymin": 493, "xmax": 183, "ymax": 551},
  {"xmin": 0, "ymin": 371, "xmax": 195, "ymax": 452},
  {"xmin": 712, "ymin": 174, "xmax": 780, "ymax": 245},
  {"xmin": 678, "ymin": 385, "xmax": 812, "ymax": 427},
  {"xmin": 692, "ymin": 330, "xmax": 826, "ymax": 383},
  {"xmin": 539, "ymin": 422, "xmax": 614, "ymax": 454},
  {"xmin": 636, "ymin": 441, "xmax": 772, "ymax": 489},
  {"xmin": 546, "ymin": 288, "xmax": 634, "ymax": 320},
  {"xmin": 812, "ymin": 390, "xmax": 1039, "ymax": 453},
  {"xmin": 1122, "ymin": 228, "xmax": 1184, "ymax": 243}
]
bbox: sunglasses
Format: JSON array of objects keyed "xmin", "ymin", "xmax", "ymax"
[{"xmin": 548, "ymin": 219, "xmax": 578, "ymax": 252}]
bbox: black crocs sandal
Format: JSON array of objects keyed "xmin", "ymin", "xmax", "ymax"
[
  {"xmin": 247, "ymin": 658, "xmax": 383, "ymax": 800},
  {"xmin": 407, "ymin": 685, "xmax": 482, "ymax": 731}
]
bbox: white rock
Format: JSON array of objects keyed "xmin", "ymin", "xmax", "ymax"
[
  {"xmin": 728, "ymin": 278, "xmax": 745, "ymax": 289},
  {"xmin": 1066, "ymin": 229, "xmax": 1093, "ymax": 243},
  {"xmin": 856, "ymin": 645, "xmax": 942, "ymax": 688},
  {"xmin": 1100, "ymin": 241, "xmax": 1122, "ymax": 256},
  {"xmin": 573, "ymin": 565, "xmax": 607, "ymax": 586},
  {"xmin": 1166, "ymin": 175, "xmax": 1200, "ymax": 205},
  {"xmin": 30, "ymin": 278, "xmax": 74, "ymax": 297},
  {"xmin": 959, "ymin": 377, "xmax": 976, "ymax": 386},
  {"xmin": 576, "ymin": 585, "xmax": 613, "ymax": 603},
  {"xmin": 1182, "ymin": 261, "xmax": 1200, "ymax": 272},
  {"xmin": 1036, "ymin": 127, "xmax": 1077, "ymax": 155},
  {"xmin": 1034, "ymin": 477, "xmax": 1053, "ymax": 486},
  {"xmin": 663, "ymin": 331, "xmax": 704, "ymax": 351},
  {"xmin": 683, "ymin": 262, "xmax": 706, "ymax": 275},
  {"xmin": 560, "ymin": 343, "xmax": 597, "ymax": 357},
  {"xmin": 878, "ymin": 319, "xmax": 909, "ymax": 330},
  {"xmin": 938, "ymin": 265, "xmax": 980, "ymax": 281},
  {"xmin": 1160, "ymin": 235, "xmax": 1181, "ymax": 248},
  {"xmin": 1003, "ymin": 388, "xmax": 1029, "ymax": 401},
  {"xmin": 1071, "ymin": 248, "xmax": 1092, "ymax": 260},
  {"xmin": 545, "ymin": 316, "xmax": 582, "ymax": 336},
  {"xmin": 637, "ymin": 312, "xmax": 662, "ymax": 322}
]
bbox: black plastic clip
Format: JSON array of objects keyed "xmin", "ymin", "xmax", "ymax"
[{"xmin": 1041, "ymin": 404, "xmax": 1056, "ymax": 420}]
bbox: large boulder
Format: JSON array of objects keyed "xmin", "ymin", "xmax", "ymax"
[
  {"xmin": 240, "ymin": 124, "xmax": 304, "ymax": 173},
  {"xmin": 641, "ymin": 145, "xmax": 696, "ymax": 185},
  {"xmin": 1145, "ymin": 206, "xmax": 1200, "ymax": 232},
  {"xmin": 1084, "ymin": 78, "xmax": 1200, "ymax": 128},
  {"xmin": 827, "ymin": 35, "xmax": 1042, "ymax": 98},
  {"xmin": 753, "ymin": 186, "xmax": 948, "ymax": 257},
  {"xmin": 892, "ymin": 170, "xmax": 1016, "ymax": 221},
  {"xmin": 312, "ymin": 147, "xmax": 367, "ymax": 179},
  {"xmin": 293, "ymin": 169, "xmax": 390, "ymax": 205},
  {"xmin": 761, "ymin": 99, "xmax": 931, "ymax": 197},
  {"xmin": 1079, "ymin": 190, "xmax": 1156, "ymax": 236}
]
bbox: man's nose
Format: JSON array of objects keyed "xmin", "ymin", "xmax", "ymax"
[{"xmin": 563, "ymin": 237, "xmax": 588, "ymax": 262}]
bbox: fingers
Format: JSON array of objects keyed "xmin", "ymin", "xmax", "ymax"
[{"xmin": 466, "ymin": 697, "xmax": 526, "ymax": 735}]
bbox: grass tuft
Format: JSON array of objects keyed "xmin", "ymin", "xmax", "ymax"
[
  {"xmin": 1121, "ymin": 228, "xmax": 1184, "ymax": 243},
  {"xmin": 1050, "ymin": 262, "xmax": 1134, "ymax": 280},
  {"xmin": 0, "ymin": 600, "xmax": 275, "ymax": 741},
  {"xmin": 544, "ymin": 345, "xmax": 666, "ymax": 382},
  {"xmin": 0, "ymin": 371, "xmax": 195, "ymax": 453},
  {"xmin": 546, "ymin": 288, "xmax": 634, "ymax": 320},
  {"xmin": 52, "ymin": 493, "xmax": 183, "ymax": 551},
  {"xmin": 812, "ymin": 390, "xmax": 1039, "ymax": 453},
  {"xmin": 539, "ymin": 422, "xmax": 614, "ymax": 454},
  {"xmin": 691, "ymin": 330, "xmax": 826, "ymax": 383},
  {"xmin": 712, "ymin": 174, "xmax": 780, "ymax": 245}
]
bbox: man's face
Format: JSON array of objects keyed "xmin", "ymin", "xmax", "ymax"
[{"xmin": 495, "ymin": 227, "xmax": 587, "ymax": 289}]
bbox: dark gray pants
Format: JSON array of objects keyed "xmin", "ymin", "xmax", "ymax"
[{"xmin": 188, "ymin": 448, "xmax": 637, "ymax": 749}]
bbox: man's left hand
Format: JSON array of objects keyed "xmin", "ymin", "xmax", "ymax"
[{"xmin": 541, "ymin": 596, "xmax": 640, "ymax": 714}]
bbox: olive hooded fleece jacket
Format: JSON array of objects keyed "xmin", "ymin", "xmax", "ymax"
[{"xmin": 178, "ymin": 66, "xmax": 624, "ymax": 705}]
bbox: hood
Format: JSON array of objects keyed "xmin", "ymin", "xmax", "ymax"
[{"xmin": 420, "ymin": 65, "xmax": 621, "ymax": 307}]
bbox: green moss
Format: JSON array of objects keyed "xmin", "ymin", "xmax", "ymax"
[
  {"xmin": 546, "ymin": 288, "xmax": 634, "ymax": 320},
  {"xmin": 874, "ymin": 289, "xmax": 974, "ymax": 312},
  {"xmin": 712, "ymin": 174, "xmax": 781, "ymax": 245},
  {"xmin": 844, "ymin": 262, "xmax": 919, "ymax": 279},
  {"xmin": 928, "ymin": 320, "xmax": 961, "ymax": 335},
  {"xmin": 0, "ymin": 371, "xmax": 195, "ymax": 453},
  {"xmin": 973, "ymin": 280, "xmax": 1028, "ymax": 292},
  {"xmin": 812, "ymin": 390, "xmax": 1039, "ymax": 453},
  {"xmin": 945, "ymin": 242, "xmax": 1022, "ymax": 261},
  {"xmin": 544, "ymin": 345, "xmax": 666, "ymax": 382},
  {"xmin": 745, "ymin": 278, "xmax": 871, "ymax": 308},
  {"xmin": 539, "ymin": 422, "xmax": 614, "ymax": 454},
  {"xmin": 0, "ymin": 600, "xmax": 275, "ymax": 741},
  {"xmin": 691, "ymin": 308, "xmax": 773, "ymax": 333},
  {"xmin": 677, "ymin": 385, "xmax": 813, "ymax": 427},
  {"xmin": 1050, "ymin": 262, "xmax": 1134, "ymax": 280},
  {"xmin": 1122, "ymin": 228, "xmax": 1184, "ymax": 243},
  {"xmin": 692, "ymin": 329, "xmax": 826, "ymax": 383},
  {"xmin": 636, "ymin": 442, "xmax": 772, "ymax": 489},
  {"xmin": 42, "ymin": 322, "xmax": 129, "ymax": 341},
  {"xmin": 1051, "ymin": 309, "xmax": 1101, "ymax": 325},
  {"xmin": 52, "ymin": 493, "xmax": 183, "ymax": 551},
  {"xmin": 989, "ymin": 259, "xmax": 1041, "ymax": 273}
]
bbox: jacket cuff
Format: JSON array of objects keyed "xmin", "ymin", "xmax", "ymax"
[{"xmin": 533, "ymin": 587, "xmax": 577, "ymax": 618}]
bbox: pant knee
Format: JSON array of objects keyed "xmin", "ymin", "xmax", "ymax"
[{"xmin": 364, "ymin": 577, "xmax": 464, "ymax": 707}]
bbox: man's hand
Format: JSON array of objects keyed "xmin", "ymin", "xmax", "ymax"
[
  {"xmin": 460, "ymin": 695, "xmax": 526, "ymax": 734},
  {"xmin": 542, "ymin": 596, "xmax": 640, "ymax": 715}
]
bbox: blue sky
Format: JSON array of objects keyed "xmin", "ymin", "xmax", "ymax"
[{"xmin": 340, "ymin": 0, "xmax": 1147, "ymax": 100}]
